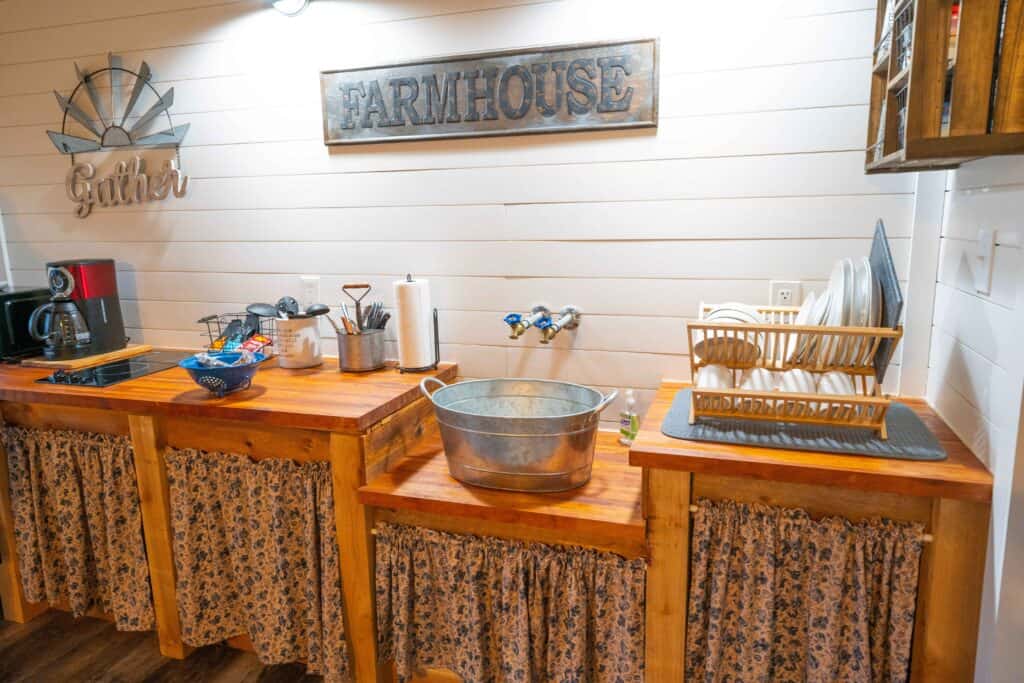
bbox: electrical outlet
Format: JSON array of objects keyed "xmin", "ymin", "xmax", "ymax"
[
  {"xmin": 299, "ymin": 275, "xmax": 320, "ymax": 310},
  {"xmin": 769, "ymin": 280, "xmax": 802, "ymax": 306}
]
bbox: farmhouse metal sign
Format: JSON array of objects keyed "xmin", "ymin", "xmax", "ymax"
[{"xmin": 320, "ymin": 39, "xmax": 658, "ymax": 145}]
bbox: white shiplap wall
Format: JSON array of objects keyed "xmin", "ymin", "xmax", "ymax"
[
  {"xmin": 925, "ymin": 155, "xmax": 1024, "ymax": 682},
  {"xmin": 0, "ymin": 0, "xmax": 914, "ymax": 427}
]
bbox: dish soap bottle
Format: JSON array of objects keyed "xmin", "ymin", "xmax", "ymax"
[{"xmin": 618, "ymin": 389, "xmax": 639, "ymax": 446}]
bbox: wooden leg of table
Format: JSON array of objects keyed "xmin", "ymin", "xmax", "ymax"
[
  {"xmin": 0, "ymin": 416, "xmax": 47, "ymax": 624},
  {"xmin": 128, "ymin": 414, "xmax": 192, "ymax": 659},
  {"xmin": 331, "ymin": 432, "xmax": 382, "ymax": 683},
  {"xmin": 644, "ymin": 468, "xmax": 691, "ymax": 682},
  {"xmin": 910, "ymin": 497, "xmax": 990, "ymax": 683}
]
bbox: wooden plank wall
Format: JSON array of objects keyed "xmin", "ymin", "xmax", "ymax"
[
  {"xmin": 926, "ymin": 155, "xmax": 1024, "ymax": 682},
  {"xmin": 0, "ymin": 0, "xmax": 913, "ymax": 426}
]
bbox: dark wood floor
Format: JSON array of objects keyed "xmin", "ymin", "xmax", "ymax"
[{"xmin": 0, "ymin": 611, "xmax": 321, "ymax": 682}]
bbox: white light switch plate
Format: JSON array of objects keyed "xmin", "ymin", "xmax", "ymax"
[{"xmin": 975, "ymin": 229, "xmax": 995, "ymax": 294}]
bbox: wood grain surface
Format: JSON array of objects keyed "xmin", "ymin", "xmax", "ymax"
[
  {"xmin": 630, "ymin": 381, "xmax": 993, "ymax": 502},
  {"xmin": 910, "ymin": 496, "xmax": 990, "ymax": 682},
  {"xmin": 0, "ymin": 611, "xmax": 318, "ymax": 682},
  {"xmin": 0, "ymin": 360, "xmax": 456, "ymax": 434},
  {"xmin": 359, "ymin": 431, "xmax": 645, "ymax": 556},
  {"xmin": 332, "ymin": 431, "xmax": 382, "ymax": 683},
  {"xmin": 19, "ymin": 344, "xmax": 153, "ymax": 370},
  {"xmin": 128, "ymin": 415, "xmax": 191, "ymax": 660},
  {"xmin": 642, "ymin": 467, "xmax": 690, "ymax": 682}
]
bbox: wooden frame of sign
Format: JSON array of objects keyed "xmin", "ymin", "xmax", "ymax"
[{"xmin": 320, "ymin": 38, "xmax": 658, "ymax": 145}]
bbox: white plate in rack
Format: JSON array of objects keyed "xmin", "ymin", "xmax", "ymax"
[
  {"xmin": 841, "ymin": 257, "xmax": 856, "ymax": 326},
  {"xmin": 694, "ymin": 303, "xmax": 765, "ymax": 364},
  {"xmin": 793, "ymin": 287, "xmax": 832, "ymax": 364},
  {"xmin": 825, "ymin": 259, "xmax": 848, "ymax": 328},
  {"xmin": 853, "ymin": 257, "xmax": 873, "ymax": 327},
  {"xmin": 786, "ymin": 291, "xmax": 817, "ymax": 363}
]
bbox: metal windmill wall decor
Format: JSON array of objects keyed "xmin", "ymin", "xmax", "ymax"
[{"xmin": 47, "ymin": 54, "xmax": 191, "ymax": 218}]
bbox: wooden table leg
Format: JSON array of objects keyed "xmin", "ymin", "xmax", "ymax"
[
  {"xmin": 0, "ymin": 417, "xmax": 47, "ymax": 624},
  {"xmin": 644, "ymin": 467, "xmax": 691, "ymax": 682},
  {"xmin": 129, "ymin": 414, "xmax": 192, "ymax": 659},
  {"xmin": 910, "ymin": 497, "xmax": 990, "ymax": 683},
  {"xmin": 331, "ymin": 431, "xmax": 382, "ymax": 683}
]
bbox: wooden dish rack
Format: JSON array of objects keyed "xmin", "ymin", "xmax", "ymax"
[{"xmin": 686, "ymin": 304, "xmax": 903, "ymax": 439}]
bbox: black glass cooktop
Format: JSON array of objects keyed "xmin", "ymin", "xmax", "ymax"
[{"xmin": 37, "ymin": 350, "xmax": 192, "ymax": 388}]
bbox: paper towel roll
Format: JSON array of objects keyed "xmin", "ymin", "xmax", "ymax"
[{"xmin": 394, "ymin": 275, "xmax": 434, "ymax": 370}]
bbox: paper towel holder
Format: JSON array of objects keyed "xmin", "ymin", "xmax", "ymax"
[{"xmin": 398, "ymin": 307, "xmax": 440, "ymax": 373}]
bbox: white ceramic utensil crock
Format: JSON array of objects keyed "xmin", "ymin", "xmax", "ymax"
[{"xmin": 276, "ymin": 316, "xmax": 323, "ymax": 369}]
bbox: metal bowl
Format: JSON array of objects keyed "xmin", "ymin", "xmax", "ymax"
[{"xmin": 421, "ymin": 377, "xmax": 617, "ymax": 492}]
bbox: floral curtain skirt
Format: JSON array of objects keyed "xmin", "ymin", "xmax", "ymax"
[
  {"xmin": 165, "ymin": 449, "xmax": 349, "ymax": 679},
  {"xmin": 686, "ymin": 498, "xmax": 924, "ymax": 683},
  {"xmin": 375, "ymin": 522, "xmax": 647, "ymax": 683},
  {"xmin": 4, "ymin": 425, "xmax": 154, "ymax": 630}
]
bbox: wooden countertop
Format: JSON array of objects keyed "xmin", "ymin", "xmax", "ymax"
[
  {"xmin": 0, "ymin": 358, "xmax": 457, "ymax": 434},
  {"xmin": 359, "ymin": 431, "xmax": 645, "ymax": 554},
  {"xmin": 630, "ymin": 381, "xmax": 993, "ymax": 503}
]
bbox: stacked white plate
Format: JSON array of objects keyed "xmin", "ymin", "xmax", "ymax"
[
  {"xmin": 788, "ymin": 256, "xmax": 881, "ymax": 365},
  {"xmin": 693, "ymin": 303, "xmax": 765, "ymax": 364}
]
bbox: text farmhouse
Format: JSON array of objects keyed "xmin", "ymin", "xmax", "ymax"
[{"xmin": 320, "ymin": 39, "xmax": 658, "ymax": 144}]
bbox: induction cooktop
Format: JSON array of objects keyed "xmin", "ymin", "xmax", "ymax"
[{"xmin": 36, "ymin": 350, "xmax": 192, "ymax": 388}]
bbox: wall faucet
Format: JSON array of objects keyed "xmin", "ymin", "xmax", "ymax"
[
  {"xmin": 539, "ymin": 306, "xmax": 581, "ymax": 343},
  {"xmin": 504, "ymin": 305, "xmax": 550, "ymax": 339}
]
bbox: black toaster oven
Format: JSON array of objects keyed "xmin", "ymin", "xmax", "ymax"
[{"xmin": 0, "ymin": 288, "xmax": 53, "ymax": 361}]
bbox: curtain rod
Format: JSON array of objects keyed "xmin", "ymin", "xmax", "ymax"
[{"xmin": 686, "ymin": 505, "xmax": 933, "ymax": 542}]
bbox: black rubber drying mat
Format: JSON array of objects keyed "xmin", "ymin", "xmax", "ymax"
[{"xmin": 662, "ymin": 390, "xmax": 946, "ymax": 461}]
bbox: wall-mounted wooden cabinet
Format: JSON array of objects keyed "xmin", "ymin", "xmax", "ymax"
[{"xmin": 866, "ymin": 0, "xmax": 1024, "ymax": 173}]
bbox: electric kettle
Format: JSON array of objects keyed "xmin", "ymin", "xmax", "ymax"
[{"xmin": 28, "ymin": 300, "xmax": 92, "ymax": 358}]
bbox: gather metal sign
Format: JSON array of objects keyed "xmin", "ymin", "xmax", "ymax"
[{"xmin": 319, "ymin": 39, "xmax": 658, "ymax": 145}]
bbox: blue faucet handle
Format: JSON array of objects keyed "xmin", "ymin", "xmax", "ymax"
[
  {"xmin": 503, "ymin": 313, "xmax": 522, "ymax": 326},
  {"xmin": 535, "ymin": 315, "xmax": 553, "ymax": 329}
]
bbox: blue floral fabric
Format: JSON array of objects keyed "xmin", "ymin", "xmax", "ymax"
[
  {"xmin": 375, "ymin": 522, "xmax": 646, "ymax": 683},
  {"xmin": 166, "ymin": 449, "xmax": 350, "ymax": 680},
  {"xmin": 4, "ymin": 426, "xmax": 154, "ymax": 631},
  {"xmin": 686, "ymin": 498, "xmax": 923, "ymax": 683}
]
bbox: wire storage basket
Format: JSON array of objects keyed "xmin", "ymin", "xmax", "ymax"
[
  {"xmin": 687, "ymin": 304, "xmax": 903, "ymax": 439},
  {"xmin": 198, "ymin": 312, "xmax": 278, "ymax": 357},
  {"xmin": 894, "ymin": 1, "xmax": 914, "ymax": 73}
]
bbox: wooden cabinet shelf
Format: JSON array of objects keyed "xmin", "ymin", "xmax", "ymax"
[
  {"xmin": 359, "ymin": 431, "xmax": 646, "ymax": 558},
  {"xmin": 887, "ymin": 66, "xmax": 910, "ymax": 91},
  {"xmin": 866, "ymin": 0, "xmax": 1024, "ymax": 174}
]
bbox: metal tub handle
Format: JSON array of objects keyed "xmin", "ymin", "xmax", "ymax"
[
  {"xmin": 420, "ymin": 376, "xmax": 448, "ymax": 401},
  {"xmin": 594, "ymin": 389, "xmax": 618, "ymax": 414}
]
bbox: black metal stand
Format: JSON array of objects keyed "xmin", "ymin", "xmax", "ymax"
[{"xmin": 399, "ymin": 308, "xmax": 440, "ymax": 373}]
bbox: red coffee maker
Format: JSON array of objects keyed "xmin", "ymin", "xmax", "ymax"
[{"xmin": 28, "ymin": 259, "xmax": 127, "ymax": 360}]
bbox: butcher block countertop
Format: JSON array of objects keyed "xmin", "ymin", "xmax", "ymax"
[
  {"xmin": 359, "ymin": 431, "xmax": 645, "ymax": 556},
  {"xmin": 0, "ymin": 358, "xmax": 457, "ymax": 434},
  {"xmin": 630, "ymin": 381, "xmax": 993, "ymax": 503}
]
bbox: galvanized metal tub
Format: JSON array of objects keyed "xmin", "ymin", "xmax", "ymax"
[{"xmin": 420, "ymin": 377, "xmax": 617, "ymax": 492}]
